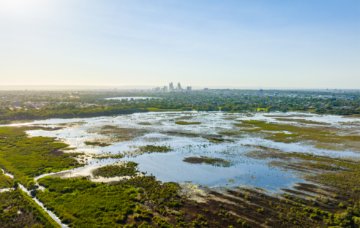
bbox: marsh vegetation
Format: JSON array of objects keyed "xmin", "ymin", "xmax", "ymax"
[
  {"xmin": 236, "ymin": 119, "xmax": 360, "ymax": 150},
  {"xmin": 84, "ymin": 141, "xmax": 111, "ymax": 147},
  {"xmin": 0, "ymin": 127, "xmax": 80, "ymax": 188},
  {"xmin": 137, "ymin": 145, "xmax": 172, "ymax": 153},
  {"xmin": 183, "ymin": 156, "xmax": 231, "ymax": 167},
  {"xmin": 0, "ymin": 172, "xmax": 13, "ymax": 189},
  {"xmin": 92, "ymin": 162, "xmax": 138, "ymax": 178},
  {"xmin": 93, "ymin": 125, "xmax": 146, "ymax": 142},
  {"xmin": 175, "ymin": 120, "xmax": 201, "ymax": 125},
  {"xmin": 0, "ymin": 190, "xmax": 59, "ymax": 227},
  {"xmin": 1, "ymin": 108, "xmax": 360, "ymax": 227}
]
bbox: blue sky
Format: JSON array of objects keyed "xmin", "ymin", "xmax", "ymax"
[{"xmin": 0, "ymin": 0, "xmax": 359, "ymax": 89}]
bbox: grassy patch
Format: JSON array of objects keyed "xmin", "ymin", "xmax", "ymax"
[
  {"xmin": 84, "ymin": 141, "xmax": 111, "ymax": 147},
  {"xmin": 248, "ymin": 148, "xmax": 360, "ymax": 204},
  {"xmin": 165, "ymin": 130, "xmax": 200, "ymax": 138},
  {"xmin": 218, "ymin": 130, "xmax": 243, "ymax": 136},
  {"xmin": 124, "ymin": 145, "xmax": 172, "ymax": 157},
  {"xmin": 137, "ymin": 145, "xmax": 171, "ymax": 153},
  {"xmin": 183, "ymin": 156, "xmax": 231, "ymax": 167},
  {"xmin": 204, "ymin": 135, "xmax": 229, "ymax": 143},
  {"xmin": 0, "ymin": 172, "xmax": 14, "ymax": 188},
  {"xmin": 0, "ymin": 127, "xmax": 80, "ymax": 188},
  {"xmin": 147, "ymin": 107, "xmax": 160, "ymax": 112},
  {"xmin": 95, "ymin": 153, "xmax": 124, "ymax": 159},
  {"xmin": 92, "ymin": 162, "xmax": 138, "ymax": 178},
  {"xmin": 36, "ymin": 177, "xmax": 139, "ymax": 226},
  {"xmin": 95, "ymin": 125, "xmax": 146, "ymax": 142},
  {"xmin": 275, "ymin": 117, "xmax": 330, "ymax": 125},
  {"xmin": 36, "ymin": 176, "xmax": 183, "ymax": 226},
  {"xmin": 244, "ymin": 147, "xmax": 360, "ymax": 227},
  {"xmin": 236, "ymin": 120, "xmax": 360, "ymax": 150},
  {"xmin": 137, "ymin": 122, "xmax": 152, "ymax": 125},
  {"xmin": 175, "ymin": 121, "xmax": 201, "ymax": 125}
]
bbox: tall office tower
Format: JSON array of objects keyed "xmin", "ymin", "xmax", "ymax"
[
  {"xmin": 177, "ymin": 82, "xmax": 182, "ymax": 90},
  {"xmin": 169, "ymin": 82, "xmax": 174, "ymax": 91}
]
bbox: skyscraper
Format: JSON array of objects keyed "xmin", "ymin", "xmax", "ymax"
[
  {"xmin": 169, "ymin": 82, "xmax": 174, "ymax": 91},
  {"xmin": 177, "ymin": 82, "xmax": 182, "ymax": 91}
]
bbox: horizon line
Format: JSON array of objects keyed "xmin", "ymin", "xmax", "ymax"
[{"xmin": 0, "ymin": 85, "xmax": 359, "ymax": 91}]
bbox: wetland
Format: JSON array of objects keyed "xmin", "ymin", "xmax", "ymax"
[{"xmin": 1, "ymin": 110, "xmax": 360, "ymax": 227}]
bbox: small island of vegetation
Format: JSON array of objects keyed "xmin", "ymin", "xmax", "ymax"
[
  {"xmin": 84, "ymin": 141, "xmax": 111, "ymax": 147},
  {"xmin": 175, "ymin": 121, "xmax": 201, "ymax": 125},
  {"xmin": 183, "ymin": 156, "xmax": 231, "ymax": 167},
  {"xmin": 92, "ymin": 162, "xmax": 138, "ymax": 178}
]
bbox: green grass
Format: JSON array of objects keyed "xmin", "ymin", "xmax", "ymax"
[
  {"xmin": 0, "ymin": 127, "xmax": 80, "ymax": 188},
  {"xmin": 84, "ymin": 141, "xmax": 111, "ymax": 147},
  {"xmin": 36, "ymin": 177, "xmax": 139, "ymax": 226},
  {"xmin": 0, "ymin": 189, "xmax": 59, "ymax": 227},
  {"xmin": 183, "ymin": 156, "xmax": 231, "ymax": 167},
  {"xmin": 236, "ymin": 120, "xmax": 360, "ymax": 150},
  {"xmin": 275, "ymin": 117, "xmax": 330, "ymax": 125},
  {"xmin": 0, "ymin": 172, "xmax": 14, "ymax": 188},
  {"xmin": 92, "ymin": 162, "xmax": 138, "ymax": 178},
  {"xmin": 95, "ymin": 153, "xmax": 124, "ymax": 159},
  {"xmin": 137, "ymin": 121, "xmax": 152, "ymax": 125},
  {"xmin": 137, "ymin": 145, "xmax": 172, "ymax": 153},
  {"xmin": 175, "ymin": 121, "xmax": 201, "ymax": 125},
  {"xmin": 124, "ymin": 145, "xmax": 172, "ymax": 157},
  {"xmin": 147, "ymin": 107, "xmax": 160, "ymax": 111},
  {"xmin": 36, "ymin": 176, "xmax": 182, "ymax": 226}
]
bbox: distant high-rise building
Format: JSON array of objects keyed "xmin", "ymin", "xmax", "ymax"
[
  {"xmin": 153, "ymin": 82, "xmax": 192, "ymax": 92},
  {"xmin": 177, "ymin": 82, "xmax": 182, "ymax": 90},
  {"xmin": 169, "ymin": 82, "xmax": 174, "ymax": 91}
]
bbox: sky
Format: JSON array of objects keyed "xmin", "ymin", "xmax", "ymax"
[{"xmin": 0, "ymin": 0, "xmax": 359, "ymax": 89}]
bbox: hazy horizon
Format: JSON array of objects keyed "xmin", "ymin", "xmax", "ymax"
[
  {"xmin": 0, "ymin": 0, "xmax": 359, "ymax": 89},
  {"xmin": 1, "ymin": 84, "xmax": 360, "ymax": 91}
]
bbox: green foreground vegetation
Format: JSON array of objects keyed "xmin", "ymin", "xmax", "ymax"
[
  {"xmin": 0, "ymin": 172, "xmax": 14, "ymax": 189},
  {"xmin": 0, "ymin": 127, "xmax": 80, "ymax": 188},
  {"xmin": 0, "ymin": 189, "xmax": 59, "ymax": 227},
  {"xmin": 36, "ymin": 176, "xmax": 184, "ymax": 227},
  {"xmin": 246, "ymin": 148, "xmax": 360, "ymax": 227}
]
